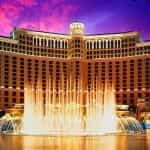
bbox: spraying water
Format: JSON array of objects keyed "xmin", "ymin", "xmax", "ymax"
[
  {"xmin": 22, "ymin": 79, "xmax": 117, "ymax": 135},
  {"xmin": 0, "ymin": 80, "xmax": 143, "ymax": 135}
]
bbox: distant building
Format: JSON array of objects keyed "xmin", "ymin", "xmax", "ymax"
[{"xmin": 0, "ymin": 22, "xmax": 150, "ymax": 108}]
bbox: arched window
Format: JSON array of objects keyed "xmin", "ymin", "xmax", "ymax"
[
  {"xmin": 90, "ymin": 41, "xmax": 92, "ymax": 49},
  {"xmin": 65, "ymin": 41, "xmax": 67, "ymax": 49},
  {"xmin": 115, "ymin": 40, "xmax": 118, "ymax": 48},
  {"xmin": 37, "ymin": 38, "xmax": 39, "ymax": 46},
  {"xmin": 94, "ymin": 41, "xmax": 96, "ymax": 49},
  {"xmin": 118, "ymin": 40, "xmax": 121, "ymax": 48},
  {"xmin": 48, "ymin": 40, "xmax": 50, "ymax": 48},
  {"xmin": 58, "ymin": 41, "xmax": 60, "ymax": 49},
  {"xmin": 62, "ymin": 41, "xmax": 64, "ymax": 49},
  {"xmin": 101, "ymin": 41, "xmax": 103, "ymax": 49},
  {"xmin": 51, "ymin": 40, "xmax": 54, "ymax": 48},
  {"xmin": 108, "ymin": 40, "xmax": 110, "ymax": 49},
  {"xmin": 55, "ymin": 40, "xmax": 58, "ymax": 49},
  {"xmin": 97, "ymin": 41, "xmax": 99, "ymax": 49},
  {"xmin": 104, "ymin": 41, "xmax": 106, "ymax": 49},
  {"xmin": 34, "ymin": 38, "xmax": 36, "ymax": 46},
  {"xmin": 41, "ymin": 39, "xmax": 43, "ymax": 47},
  {"xmin": 44, "ymin": 39, "xmax": 47, "ymax": 47},
  {"xmin": 87, "ymin": 42, "xmax": 89, "ymax": 50},
  {"xmin": 111, "ymin": 40, "xmax": 114, "ymax": 48}
]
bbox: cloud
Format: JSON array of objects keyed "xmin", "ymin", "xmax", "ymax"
[
  {"xmin": 50, "ymin": 0, "xmax": 65, "ymax": 6},
  {"xmin": 0, "ymin": 12, "xmax": 12, "ymax": 35},
  {"xmin": 16, "ymin": 0, "xmax": 37, "ymax": 7},
  {"xmin": 0, "ymin": 0, "xmax": 79, "ymax": 36},
  {"xmin": 0, "ymin": 2, "xmax": 22, "ymax": 35},
  {"xmin": 19, "ymin": 2, "xmax": 79, "ymax": 33},
  {"xmin": 0, "ymin": 2, "xmax": 21, "ymax": 18}
]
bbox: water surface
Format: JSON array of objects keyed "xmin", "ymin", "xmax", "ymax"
[{"xmin": 0, "ymin": 134, "xmax": 149, "ymax": 150}]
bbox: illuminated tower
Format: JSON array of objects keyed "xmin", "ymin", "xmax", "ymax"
[{"xmin": 69, "ymin": 22, "xmax": 86, "ymax": 58}]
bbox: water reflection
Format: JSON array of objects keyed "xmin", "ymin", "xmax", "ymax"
[{"xmin": 0, "ymin": 135, "xmax": 149, "ymax": 150}]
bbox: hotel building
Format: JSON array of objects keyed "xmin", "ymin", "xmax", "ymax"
[{"xmin": 0, "ymin": 22, "xmax": 150, "ymax": 108}]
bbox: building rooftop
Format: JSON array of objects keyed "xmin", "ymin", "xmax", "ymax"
[
  {"xmin": 0, "ymin": 36, "xmax": 18, "ymax": 44},
  {"xmin": 13, "ymin": 27, "xmax": 139, "ymax": 37},
  {"xmin": 13, "ymin": 28, "xmax": 70, "ymax": 39},
  {"xmin": 85, "ymin": 31, "xmax": 139, "ymax": 39},
  {"xmin": 11, "ymin": 22, "xmax": 140, "ymax": 40},
  {"xmin": 136, "ymin": 41, "xmax": 150, "ymax": 47}
]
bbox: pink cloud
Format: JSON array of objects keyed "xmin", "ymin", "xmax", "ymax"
[
  {"xmin": 20, "ymin": 16, "xmax": 68, "ymax": 33},
  {"xmin": 0, "ymin": 13, "xmax": 12, "ymax": 35},
  {"xmin": 50, "ymin": 0, "xmax": 65, "ymax": 6},
  {"xmin": 19, "ymin": 3, "xmax": 79, "ymax": 33},
  {"xmin": 0, "ymin": 0, "xmax": 79, "ymax": 36},
  {"xmin": 16, "ymin": 0, "xmax": 37, "ymax": 7},
  {"xmin": 0, "ymin": 3, "xmax": 22, "ymax": 18},
  {"xmin": 0, "ymin": 3, "xmax": 22, "ymax": 35}
]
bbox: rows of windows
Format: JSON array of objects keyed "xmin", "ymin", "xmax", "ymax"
[
  {"xmin": 121, "ymin": 37, "xmax": 136, "ymax": 48},
  {"xmin": 1, "ymin": 91, "xmax": 150, "ymax": 107},
  {"xmin": 0, "ymin": 90, "xmax": 24, "ymax": 97},
  {"xmin": 0, "ymin": 40, "xmax": 150, "ymax": 58},
  {"xmin": 19, "ymin": 34, "xmax": 68, "ymax": 49},
  {"xmin": 0, "ymin": 52, "xmax": 150, "ymax": 107},
  {"xmin": 0, "ymin": 45, "xmax": 68, "ymax": 58},
  {"xmin": 87, "ymin": 47, "xmax": 150, "ymax": 59},
  {"xmin": 115, "ymin": 92, "xmax": 150, "ymax": 105},
  {"xmin": 1, "ymin": 56, "xmax": 24, "ymax": 89},
  {"xmin": 86, "ymin": 59, "xmax": 150, "ymax": 91},
  {"xmin": 1, "ymin": 55, "xmax": 150, "ymax": 90},
  {"xmin": 26, "ymin": 61, "xmax": 82, "ymax": 92},
  {"xmin": 1, "ymin": 44, "xmax": 150, "ymax": 59},
  {"xmin": 0, "ymin": 41, "xmax": 18, "ymax": 52},
  {"xmin": 0, "ymin": 89, "xmax": 24, "ymax": 108},
  {"xmin": 86, "ymin": 39, "xmax": 121, "ymax": 50},
  {"xmin": 1, "ymin": 90, "xmax": 150, "ymax": 107}
]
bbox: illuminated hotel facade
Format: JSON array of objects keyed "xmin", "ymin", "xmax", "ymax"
[{"xmin": 0, "ymin": 22, "xmax": 150, "ymax": 108}]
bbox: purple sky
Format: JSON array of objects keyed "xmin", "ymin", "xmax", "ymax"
[{"xmin": 0, "ymin": 0, "xmax": 150, "ymax": 40}]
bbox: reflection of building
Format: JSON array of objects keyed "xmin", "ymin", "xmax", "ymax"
[{"xmin": 0, "ymin": 22, "xmax": 150, "ymax": 108}]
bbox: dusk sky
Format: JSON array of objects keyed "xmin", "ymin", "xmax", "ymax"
[{"xmin": 0, "ymin": 0, "xmax": 150, "ymax": 40}]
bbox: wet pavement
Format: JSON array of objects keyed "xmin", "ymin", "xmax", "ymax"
[{"xmin": 0, "ymin": 133, "xmax": 150, "ymax": 150}]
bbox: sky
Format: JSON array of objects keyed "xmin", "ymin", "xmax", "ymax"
[{"xmin": 0, "ymin": 0, "xmax": 150, "ymax": 40}]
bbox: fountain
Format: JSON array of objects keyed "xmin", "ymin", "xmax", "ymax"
[
  {"xmin": 20, "ymin": 78, "xmax": 118, "ymax": 135},
  {"xmin": 0, "ymin": 79, "xmax": 144, "ymax": 135},
  {"xmin": 0, "ymin": 114, "xmax": 21, "ymax": 134},
  {"xmin": 118, "ymin": 117, "xmax": 144, "ymax": 133}
]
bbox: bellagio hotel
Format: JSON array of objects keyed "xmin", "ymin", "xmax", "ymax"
[{"xmin": 0, "ymin": 22, "xmax": 150, "ymax": 108}]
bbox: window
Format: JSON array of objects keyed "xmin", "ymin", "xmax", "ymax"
[
  {"xmin": 4, "ymin": 91, "xmax": 8, "ymax": 96},
  {"xmin": 123, "ymin": 100, "xmax": 127, "ymax": 105},
  {"xmin": 20, "ymin": 92, "xmax": 24, "ymax": 97},
  {"xmin": 4, "ymin": 97, "xmax": 8, "ymax": 102},
  {"xmin": 12, "ymin": 92, "xmax": 16, "ymax": 96},
  {"xmin": 12, "ymin": 98, "xmax": 16, "ymax": 103}
]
